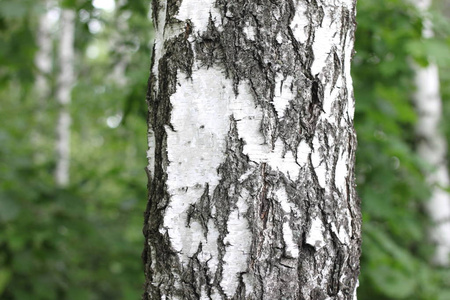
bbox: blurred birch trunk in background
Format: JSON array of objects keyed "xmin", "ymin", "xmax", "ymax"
[
  {"xmin": 55, "ymin": 9, "xmax": 75, "ymax": 187},
  {"xmin": 35, "ymin": 3, "xmax": 52, "ymax": 101},
  {"xmin": 412, "ymin": 0, "xmax": 450, "ymax": 266}
]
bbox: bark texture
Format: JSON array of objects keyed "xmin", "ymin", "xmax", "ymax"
[
  {"xmin": 412, "ymin": 0, "xmax": 450, "ymax": 266},
  {"xmin": 143, "ymin": 0, "xmax": 361, "ymax": 299}
]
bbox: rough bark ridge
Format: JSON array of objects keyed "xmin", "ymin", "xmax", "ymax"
[{"xmin": 143, "ymin": 0, "xmax": 361, "ymax": 299}]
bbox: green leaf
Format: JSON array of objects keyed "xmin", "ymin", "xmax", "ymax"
[
  {"xmin": 371, "ymin": 264, "xmax": 417, "ymax": 299},
  {"xmin": 0, "ymin": 1, "xmax": 28, "ymax": 18},
  {"xmin": 0, "ymin": 269, "xmax": 12, "ymax": 295},
  {"xmin": 0, "ymin": 195, "xmax": 20, "ymax": 222}
]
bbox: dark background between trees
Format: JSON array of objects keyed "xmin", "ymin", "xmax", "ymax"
[{"xmin": 0, "ymin": 0, "xmax": 449, "ymax": 299}]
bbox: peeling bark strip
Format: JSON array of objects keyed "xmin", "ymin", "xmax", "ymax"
[{"xmin": 143, "ymin": 0, "xmax": 361, "ymax": 299}]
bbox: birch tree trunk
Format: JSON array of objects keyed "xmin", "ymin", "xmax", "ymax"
[
  {"xmin": 412, "ymin": 0, "xmax": 450, "ymax": 266},
  {"xmin": 143, "ymin": 1, "xmax": 361, "ymax": 299},
  {"xmin": 108, "ymin": 0, "xmax": 131, "ymax": 87},
  {"xmin": 33, "ymin": 4, "xmax": 54, "ymax": 162},
  {"xmin": 35, "ymin": 5, "xmax": 53, "ymax": 101},
  {"xmin": 55, "ymin": 9, "xmax": 75, "ymax": 187}
]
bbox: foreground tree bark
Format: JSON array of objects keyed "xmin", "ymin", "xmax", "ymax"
[{"xmin": 143, "ymin": 1, "xmax": 361, "ymax": 299}]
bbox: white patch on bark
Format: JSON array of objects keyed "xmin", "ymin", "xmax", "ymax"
[
  {"xmin": 341, "ymin": 0, "xmax": 355, "ymax": 9},
  {"xmin": 163, "ymin": 187, "xmax": 205, "ymax": 260},
  {"xmin": 311, "ymin": 135, "xmax": 326, "ymax": 188},
  {"xmin": 243, "ymin": 25, "xmax": 256, "ymax": 41},
  {"xmin": 177, "ymin": 0, "xmax": 222, "ymax": 32},
  {"xmin": 289, "ymin": 3, "xmax": 308, "ymax": 44},
  {"xmin": 275, "ymin": 186, "xmax": 294, "ymax": 214},
  {"xmin": 331, "ymin": 221, "xmax": 350, "ymax": 245},
  {"xmin": 200, "ymin": 288, "xmax": 208, "ymax": 300},
  {"xmin": 297, "ymin": 140, "xmax": 311, "ymax": 167},
  {"xmin": 345, "ymin": 30, "xmax": 355, "ymax": 121},
  {"xmin": 229, "ymin": 90, "xmax": 267, "ymax": 162},
  {"xmin": 210, "ymin": 290, "xmax": 222, "ymax": 300},
  {"xmin": 165, "ymin": 69, "xmax": 230, "ymax": 192},
  {"xmin": 311, "ymin": 9, "xmax": 340, "ymax": 75},
  {"xmin": 335, "ymin": 150, "xmax": 349, "ymax": 193},
  {"xmin": 276, "ymin": 32, "xmax": 283, "ymax": 44},
  {"xmin": 306, "ymin": 217, "xmax": 325, "ymax": 249},
  {"xmin": 268, "ymin": 139, "xmax": 300, "ymax": 180},
  {"xmin": 273, "ymin": 74, "xmax": 294, "ymax": 118},
  {"xmin": 353, "ymin": 279, "xmax": 359, "ymax": 300},
  {"xmin": 164, "ymin": 68, "xmax": 230, "ymax": 265},
  {"xmin": 147, "ymin": 129, "xmax": 156, "ymax": 178},
  {"xmin": 276, "ymin": 186, "xmax": 300, "ymax": 258},
  {"xmin": 203, "ymin": 219, "xmax": 220, "ymax": 274},
  {"xmin": 221, "ymin": 190, "xmax": 252, "ymax": 297},
  {"xmin": 283, "ymin": 222, "xmax": 299, "ymax": 258},
  {"xmin": 238, "ymin": 169, "xmax": 255, "ymax": 183},
  {"xmin": 242, "ymin": 273, "xmax": 254, "ymax": 296}
]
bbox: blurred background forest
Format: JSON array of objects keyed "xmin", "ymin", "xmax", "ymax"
[{"xmin": 0, "ymin": 0, "xmax": 449, "ymax": 299}]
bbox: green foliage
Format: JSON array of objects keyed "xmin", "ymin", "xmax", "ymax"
[
  {"xmin": 0, "ymin": 6, "xmax": 37, "ymax": 92},
  {"xmin": 0, "ymin": 1, "xmax": 151, "ymax": 299},
  {"xmin": 354, "ymin": 0, "xmax": 450, "ymax": 299},
  {"xmin": 0, "ymin": 0, "xmax": 43, "ymax": 19}
]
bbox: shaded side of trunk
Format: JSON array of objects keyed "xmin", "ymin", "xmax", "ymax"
[
  {"xmin": 143, "ymin": 0, "xmax": 361, "ymax": 299},
  {"xmin": 412, "ymin": 0, "xmax": 450, "ymax": 266},
  {"xmin": 55, "ymin": 9, "xmax": 75, "ymax": 187}
]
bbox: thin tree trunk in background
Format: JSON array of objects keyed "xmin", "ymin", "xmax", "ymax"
[
  {"xmin": 143, "ymin": 0, "xmax": 361, "ymax": 299},
  {"xmin": 35, "ymin": 6, "xmax": 52, "ymax": 100},
  {"xmin": 109, "ymin": 0, "xmax": 131, "ymax": 87},
  {"xmin": 33, "ymin": 4, "xmax": 54, "ymax": 163},
  {"xmin": 55, "ymin": 9, "xmax": 75, "ymax": 187},
  {"xmin": 413, "ymin": 0, "xmax": 450, "ymax": 266}
]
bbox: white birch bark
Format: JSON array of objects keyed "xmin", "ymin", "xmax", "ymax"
[
  {"xmin": 143, "ymin": 0, "xmax": 361, "ymax": 299},
  {"xmin": 55, "ymin": 9, "xmax": 75, "ymax": 187},
  {"xmin": 412, "ymin": 0, "xmax": 450, "ymax": 266}
]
